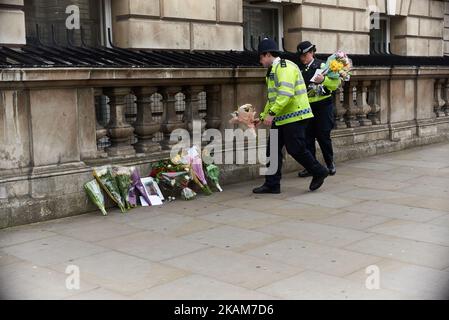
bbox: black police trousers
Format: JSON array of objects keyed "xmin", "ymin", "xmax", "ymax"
[
  {"xmin": 265, "ymin": 119, "xmax": 329, "ymax": 188},
  {"xmin": 306, "ymin": 98, "xmax": 335, "ymax": 167}
]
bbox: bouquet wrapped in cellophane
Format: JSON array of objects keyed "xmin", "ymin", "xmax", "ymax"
[
  {"xmin": 322, "ymin": 50, "xmax": 352, "ymax": 81},
  {"xmin": 150, "ymin": 159, "xmax": 198, "ymax": 200},
  {"xmin": 93, "ymin": 166, "xmax": 127, "ymax": 213},
  {"xmin": 113, "ymin": 166, "xmax": 134, "ymax": 210},
  {"xmin": 159, "ymin": 172, "xmax": 197, "ymax": 201},
  {"xmin": 308, "ymin": 50, "xmax": 352, "ymax": 98},
  {"xmin": 171, "ymin": 146, "xmax": 213, "ymax": 196},
  {"xmin": 205, "ymin": 164, "xmax": 223, "ymax": 192},
  {"xmin": 229, "ymin": 104, "xmax": 258, "ymax": 138},
  {"xmin": 130, "ymin": 166, "xmax": 153, "ymax": 206},
  {"xmin": 84, "ymin": 179, "xmax": 107, "ymax": 215},
  {"xmin": 202, "ymin": 148, "xmax": 223, "ymax": 192}
]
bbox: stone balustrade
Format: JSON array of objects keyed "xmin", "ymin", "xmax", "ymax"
[
  {"xmin": 92, "ymin": 84, "xmax": 221, "ymax": 156},
  {"xmin": 1, "ymin": 66, "xmax": 449, "ymax": 228}
]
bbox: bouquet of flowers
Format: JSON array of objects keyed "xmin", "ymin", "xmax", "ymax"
[
  {"xmin": 202, "ymin": 148, "xmax": 223, "ymax": 192},
  {"xmin": 150, "ymin": 159, "xmax": 187, "ymax": 181},
  {"xmin": 322, "ymin": 50, "xmax": 352, "ymax": 81},
  {"xmin": 205, "ymin": 164, "xmax": 223, "ymax": 192},
  {"xmin": 84, "ymin": 179, "xmax": 107, "ymax": 215},
  {"xmin": 308, "ymin": 50, "xmax": 352, "ymax": 98},
  {"xmin": 229, "ymin": 104, "xmax": 257, "ymax": 138},
  {"xmin": 189, "ymin": 146, "xmax": 213, "ymax": 196},
  {"xmin": 150, "ymin": 159, "xmax": 196, "ymax": 200},
  {"xmin": 129, "ymin": 166, "xmax": 152, "ymax": 207},
  {"xmin": 159, "ymin": 172, "xmax": 197, "ymax": 201},
  {"xmin": 307, "ymin": 83, "xmax": 329, "ymax": 98},
  {"xmin": 113, "ymin": 166, "xmax": 134, "ymax": 210},
  {"xmin": 93, "ymin": 166, "xmax": 127, "ymax": 213},
  {"xmin": 171, "ymin": 146, "xmax": 213, "ymax": 196}
]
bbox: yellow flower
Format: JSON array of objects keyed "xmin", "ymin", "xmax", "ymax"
[{"xmin": 330, "ymin": 60, "xmax": 344, "ymax": 73}]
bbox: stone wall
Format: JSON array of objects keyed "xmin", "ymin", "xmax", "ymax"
[
  {"xmin": 445, "ymin": 0, "xmax": 449, "ymax": 55},
  {"xmin": 111, "ymin": 0, "xmax": 244, "ymax": 50},
  {"xmin": 389, "ymin": 0, "xmax": 445, "ymax": 56},
  {"xmin": 283, "ymin": 0, "xmax": 370, "ymax": 54},
  {"xmin": 1, "ymin": 0, "xmax": 447, "ymax": 55},
  {"xmin": 0, "ymin": 0, "xmax": 25, "ymax": 46},
  {"xmin": 1, "ymin": 66, "xmax": 449, "ymax": 228},
  {"xmin": 283, "ymin": 0, "xmax": 445, "ymax": 56}
]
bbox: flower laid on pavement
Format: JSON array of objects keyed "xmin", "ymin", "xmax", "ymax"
[
  {"xmin": 84, "ymin": 179, "xmax": 107, "ymax": 215},
  {"xmin": 85, "ymin": 146, "xmax": 224, "ymax": 214},
  {"xmin": 93, "ymin": 166, "xmax": 126, "ymax": 213},
  {"xmin": 113, "ymin": 166, "xmax": 134, "ymax": 210},
  {"xmin": 206, "ymin": 164, "xmax": 223, "ymax": 192},
  {"xmin": 130, "ymin": 167, "xmax": 152, "ymax": 207}
]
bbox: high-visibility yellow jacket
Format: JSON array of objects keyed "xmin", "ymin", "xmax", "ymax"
[
  {"xmin": 301, "ymin": 58, "xmax": 341, "ymax": 104},
  {"xmin": 260, "ymin": 58, "xmax": 314, "ymax": 126},
  {"xmin": 308, "ymin": 76, "xmax": 341, "ymax": 104}
]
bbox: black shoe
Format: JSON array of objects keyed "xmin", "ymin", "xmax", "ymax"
[
  {"xmin": 298, "ymin": 169, "xmax": 312, "ymax": 178},
  {"xmin": 309, "ymin": 172, "xmax": 329, "ymax": 191},
  {"xmin": 252, "ymin": 185, "xmax": 281, "ymax": 194},
  {"xmin": 327, "ymin": 162, "xmax": 336, "ymax": 176}
]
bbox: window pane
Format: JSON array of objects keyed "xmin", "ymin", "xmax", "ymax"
[
  {"xmin": 24, "ymin": 0, "xmax": 102, "ymax": 46},
  {"xmin": 370, "ymin": 19, "xmax": 388, "ymax": 52},
  {"xmin": 243, "ymin": 6, "xmax": 279, "ymax": 50}
]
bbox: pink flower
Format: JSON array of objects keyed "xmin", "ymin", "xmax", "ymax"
[{"xmin": 336, "ymin": 50, "xmax": 346, "ymax": 59}]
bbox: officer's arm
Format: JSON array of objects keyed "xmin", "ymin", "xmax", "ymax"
[
  {"xmin": 259, "ymin": 101, "xmax": 270, "ymax": 120},
  {"xmin": 322, "ymin": 76, "xmax": 341, "ymax": 92},
  {"xmin": 269, "ymin": 69, "xmax": 295, "ymax": 115}
]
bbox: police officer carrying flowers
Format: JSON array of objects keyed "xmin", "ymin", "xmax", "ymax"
[
  {"xmin": 253, "ymin": 38, "xmax": 329, "ymax": 194},
  {"xmin": 297, "ymin": 41, "xmax": 340, "ymax": 178}
]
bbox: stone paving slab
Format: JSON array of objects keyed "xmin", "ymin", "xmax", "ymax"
[
  {"xmin": 131, "ymin": 274, "xmax": 278, "ymax": 300},
  {"xmin": 345, "ymin": 234, "xmax": 449, "ymax": 270},
  {"xmin": 1, "ymin": 142, "xmax": 449, "ymax": 299},
  {"xmin": 344, "ymin": 259, "xmax": 449, "ymax": 299},
  {"xmin": 256, "ymin": 270, "xmax": 408, "ymax": 300}
]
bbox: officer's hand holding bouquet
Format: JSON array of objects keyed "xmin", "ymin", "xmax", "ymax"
[{"xmin": 308, "ymin": 50, "xmax": 352, "ymax": 97}]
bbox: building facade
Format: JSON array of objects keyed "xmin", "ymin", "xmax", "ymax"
[
  {"xmin": 1, "ymin": 0, "xmax": 448, "ymax": 55},
  {"xmin": 1, "ymin": 0, "xmax": 449, "ymax": 228}
]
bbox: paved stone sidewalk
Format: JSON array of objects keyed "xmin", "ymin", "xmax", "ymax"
[{"xmin": 1, "ymin": 143, "xmax": 449, "ymax": 300}]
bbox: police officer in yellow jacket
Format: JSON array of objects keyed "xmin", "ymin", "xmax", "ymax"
[
  {"xmin": 297, "ymin": 41, "xmax": 341, "ymax": 178},
  {"xmin": 253, "ymin": 38, "xmax": 329, "ymax": 194}
]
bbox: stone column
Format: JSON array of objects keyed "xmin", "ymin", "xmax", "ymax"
[
  {"xmin": 205, "ymin": 85, "xmax": 222, "ymax": 130},
  {"xmin": 94, "ymin": 88, "xmax": 107, "ymax": 157},
  {"xmin": 444, "ymin": 79, "xmax": 449, "ymax": 116},
  {"xmin": 133, "ymin": 87, "xmax": 162, "ymax": 153},
  {"xmin": 343, "ymin": 82, "xmax": 359, "ymax": 128},
  {"xmin": 356, "ymin": 81, "xmax": 372, "ymax": 126},
  {"xmin": 333, "ymin": 86, "xmax": 347, "ymax": 129},
  {"xmin": 368, "ymin": 81, "xmax": 381, "ymax": 125},
  {"xmin": 161, "ymin": 86, "xmax": 185, "ymax": 149},
  {"xmin": 434, "ymin": 79, "xmax": 446, "ymax": 117},
  {"xmin": 104, "ymin": 87, "xmax": 136, "ymax": 157},
  {"xmin": 184, "ymin": 85, "xmax": 206, "ymax": 134}
]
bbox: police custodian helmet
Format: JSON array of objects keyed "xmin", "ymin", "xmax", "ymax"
[
  {"xmin": 258, "ymin": 38, "xmax": 280, "ymax": 54},
  {"xmin": 297, "ymin": 41, "xmax": 316, "ymax": 55}
]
